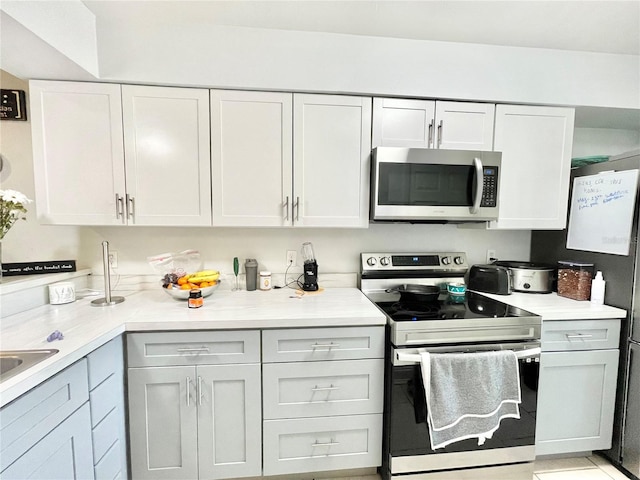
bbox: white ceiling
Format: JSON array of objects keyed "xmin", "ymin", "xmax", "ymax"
[{"xmin": 83, "ymin": 0, "xmax": 640, "ymax": 56}]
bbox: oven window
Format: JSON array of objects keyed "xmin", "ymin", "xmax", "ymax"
[
  {"xmin": 388, "ymin": 359, "xmax": 538, "ymax": 456},
  {"xmin": 378, "ymin": 163, "xmax": 474, "ymax": 206}
]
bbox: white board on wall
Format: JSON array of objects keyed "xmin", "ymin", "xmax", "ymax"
[{"xmin": 566, "ymin": 169, "xmax": 639, "ymax": 255}]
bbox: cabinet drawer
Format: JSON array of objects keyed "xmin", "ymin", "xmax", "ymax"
[
  {"xmin": 94, "ymin": 439, "xmax": 125, "ymax": 480},
  {"xmin": 263, "ymin": 414, "xmax": 382, "ymax": 476},
  {"xmin": 262, "ymin": 326, "xmax": 384, "ymax": 362},
  {"xmin": 127, "ymin": 330, "xmax": 260, "ymax": 367},
  {"xmin": 90, "ymin": 372, "xmax": 122, "ymax": 427},
  {"xmin": 88, "ymin": 336, "xmax": 123, "ymax": 390},
  {"xmin": 92, "ymin": 406, "xmax": 121, "ymax": 464},
  {"xmin": 542, "ymin": 319, "xmax": 621, "ymax": 351},
  {"xmin": 263, "ymin": 359, "xmax": 384, "ymax": 419},
  {"xmin": 0, "ymin": 359, "xmax": 89, "ymax": 471}
]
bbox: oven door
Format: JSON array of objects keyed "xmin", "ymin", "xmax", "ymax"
[
  {"xmin": 386, "ymin": 342, "xmax": 540, "ymax": 476},
  {"xmin": 371, "ymin": 147, "xmax": 501, "ymax": 222}
]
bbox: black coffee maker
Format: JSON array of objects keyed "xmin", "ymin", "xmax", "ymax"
[{"xmin": 301, "ymin": 242, "xmax": 319, "ymax": 291}]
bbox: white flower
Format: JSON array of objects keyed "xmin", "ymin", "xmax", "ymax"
[
  {"xmin": 0, "ymin": 189, "xmax": 32, "ymax": 240},
  {"xmin": 1, "ymin": 189, "xmax": 32, "ymax": 205}
]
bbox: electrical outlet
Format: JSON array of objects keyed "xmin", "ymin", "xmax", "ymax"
[
  {"xmin": 486, "ymin": 249, "xmax": 496, "ymax": 264},
  {"xmin": 108, "ymin": 251, "xmax": 118, "ymax": 268},
  {"xmin": 286, "ymin": 250, "xmax": 297, "ymax": 266}
]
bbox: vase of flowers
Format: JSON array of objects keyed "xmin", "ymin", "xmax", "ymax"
[{"xmin": 0, "ymin": 189, "xmax": 32, "ymax": 278}]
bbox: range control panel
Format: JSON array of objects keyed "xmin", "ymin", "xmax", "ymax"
[{"xmin": 361, "ymin": 252, "xmax": 469, "ymax": 274}]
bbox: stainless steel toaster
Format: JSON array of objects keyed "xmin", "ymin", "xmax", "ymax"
[{"xmin": 467, "ymin": 264, "xmax": 513, "ymax": 295}]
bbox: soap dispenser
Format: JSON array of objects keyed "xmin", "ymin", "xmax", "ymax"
[{"xmin": 591, "ymin": 271, "xmax": 606, "ymax": 305}]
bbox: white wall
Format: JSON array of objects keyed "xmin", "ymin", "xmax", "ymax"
[
  {"xmin": 96, "ymin": 24, "xmax": 639, "ymax": 111},
  {"xmin": 573, "ymin": 128, "xmax": 640, "ymax": 158},
  {"xmin": 0, "ymin": 71, "xmax": 531, "ymax": 281}
]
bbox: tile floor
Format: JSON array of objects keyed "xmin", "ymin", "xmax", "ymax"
[
  {"xmin": 533, "ymin": 455, "xmax": 632, "ymax": 480},
  {"xmin": 343, "ymin": 454, "xmax": 633, "ymax": 480}
]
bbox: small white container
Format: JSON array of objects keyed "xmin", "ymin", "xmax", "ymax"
[
  {"xmin": 259, "ymin": 271, "xmax": 272, "ymax": 291},
  {"xmin": 49, "ymin": 282, "xmax": 76, "ymax": 304},
  {"xmin": 590, "ymin": 271, "xmax": 606, "ymax": 305}
]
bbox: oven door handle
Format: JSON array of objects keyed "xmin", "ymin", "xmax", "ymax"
[{"xmin": 396, "ymin": 347, "xmax": 541, "ymax": 364}]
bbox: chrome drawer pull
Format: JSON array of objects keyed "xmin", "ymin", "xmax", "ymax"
[
  {"xmin": 312, "ymin": 440, "xmax": 340, "ymax": 447},
  {"xmin": 311, "ymin": 384, "xmax": 339, "ymax": 392},
  {"xmin": 177, "ymin": 347, "xmax": 210, "ymax": 354},
  {"xmin": 198, "ymin": 376, "xmax": 204, "ymax": 405},
  {"xmin": 311, "ymin": 343, "xmax": 340, "ymax": 349},
  {"xmin": 566, "ymin": 334, "xmax": 594, "ymax": 339},
  {"xmin": 186, "ymin": 376, "xmax": 192, "ymax": 406}
]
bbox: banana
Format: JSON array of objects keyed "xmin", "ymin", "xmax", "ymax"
[
  {"xmin": 186, "ymin": 270, "xmax": 219, "ymax": 279},
  {"xmin": 188, "ymin": 273, "xmax": 220, "ymax": 284}
]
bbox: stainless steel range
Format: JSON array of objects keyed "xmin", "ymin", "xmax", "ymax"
[{"xmin": 359, "ymin": 252, "xmax": 542, "ymax": 480}]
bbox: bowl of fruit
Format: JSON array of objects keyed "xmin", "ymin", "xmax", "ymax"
[{"xmin": 162, "ymin": 270, "xmax": 220, "ymax": 300}]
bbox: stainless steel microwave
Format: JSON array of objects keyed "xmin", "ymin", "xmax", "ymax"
[{"xmin": 371, "ymin": 147, "xmax": 502, "ymax": 222}]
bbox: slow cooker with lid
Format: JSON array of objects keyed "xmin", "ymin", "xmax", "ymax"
[{"xmin": 493, "ymin": 261, "xmax": 555, "ymax": 293}]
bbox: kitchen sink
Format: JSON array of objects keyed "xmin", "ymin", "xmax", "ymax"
[{"xmin": 0, "ymin": 349, "xmax": 59, "ymax": 383}]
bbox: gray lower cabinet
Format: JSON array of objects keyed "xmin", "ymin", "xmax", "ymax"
[
  {"xmin": 261, "ymin": 326, "xmax": 385, "ymax": 476},
  {"xmin": 0, "ymin": 336, "xmax": 128, "ymax": 480},
  {"xmin": 87, "ymin": 336, "xmax": 128, "ymax": 480},
  {"xmin": 2, "ymin": 403, "xmax": 95, "ymax": 480},
  {"xmin": 536, "ymin": 319, "xmax": 621, "ymax": 456},
  {"xmin": 126, "ymin": 331, "xmax": 261, "ymax": 480},
  {"xmin": 0, "ymin": 360, "xmax": 94, "ymax": 480}
]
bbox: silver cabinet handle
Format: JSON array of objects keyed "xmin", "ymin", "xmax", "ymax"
[
  {"xmin": 186, "ymin": 376, "xmax": 192, "ymax": 406},
  {"xmin": 437, "ymin": 119, "xmax": 443, "ymax": 147},
  {"xmin": 197, "ymin": 376, "xmax": 203, "ymax": 406},
  {"xmin": 115, "ymin": 193, "xmax": 125, "ymax": 219},
  {"xmin": 428, "ymin": 121, "xmax": 434, "ymax": 148},
  {"xmin": 125, "ymin": 194, "xmax": 135, "ymax": 220},
  {"xmin": 312, "ymin": 440, "xmax": 340, "ymax": 447},
  {"xmin": 311, "ymin": 384, "xmax": 339, "ymax": 392},
  {"xmin": 470, "ymin": 157, "xmax": 483, "ymax": 214},
  {"xmin": 283, "ymin": 196, "xmax": 289, "ymax": 221},
  {"xmin": 311, "ymin": 342, "xmax": 340, "ymax": 349},
  {"xmin": 176, "ymin": 347, "xmax": 210, "ymax": 354},
  {"xmin": 294, "ymin": 196, "xmax": 300, "ymax": 222},
  {"xmin": 566, "ymin": 334, "xmax": 594, "ymax": 339}
]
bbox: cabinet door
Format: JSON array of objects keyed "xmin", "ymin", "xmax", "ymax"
[
  {"xmin": 536, "ymin": 349, "xmax": 619, "ymax": 456},
  {"xmin": 372, "ymin": 98, "xmax": 435, "ymax": 148},
  {"xmin": 128, "ymin": 366, "xmax": 198, "ymax": 480},
  {"xmin": 435, "ymin": 101, "xmax": 495, "ymax": 151},
  {"xmin": 30, "ymin": 80, "xmax": 126, "ymax": 225},
  {"xmin": 211, "ymin": 90, "xmax": 293, "ymax": 226},
  {"xmin": 197, "ymin": 364, "xmax": 262, "ymax": 479},
  {"xmin": 293, "ymin": 94, "xmax": 372, "ymax": 227},
  {"xmin": 122, "ymin": 85, "xmax": 211, "ymax": 226},
  {"xmin": 491, "ymin": 105, "xmax": 574, "ymax": 229},
  {"xmin": 1, "ymin": 403, "xmax": 94, "ymax": 480}
]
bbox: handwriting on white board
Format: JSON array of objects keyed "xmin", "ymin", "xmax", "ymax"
[
  {"xmin": 575, "ymin": 175, "xmax": 631, "ymax": 210},
  {"xmin": 567, "ymin": 168, "xmax": 639, "ymax": 256}
]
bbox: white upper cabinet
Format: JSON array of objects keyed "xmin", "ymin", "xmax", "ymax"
[
  {"xmin": 211, "ymin": 91, "xmax": 371, "ymax": 228},
  {"xmin": 122, "ymin": 85, "xmax": 211, "ymax": 226},
  {"xmin": 490, "ymin": 105, "xmax": 575, "ymax": 230},
  {"xmin": 293, "ymin": 94, "xmax": 372, "ymax": 228},
  {"xmin": 372, "ymin": 98, "xmax": 494, "ymax": 151},
  {"xmin": 30, "ymin": 81, "xmax": 126, "ymax": 225},
  {"xmin": 210, "ymin": 90, "xmax": 293, "ymax": 227},
  {"xmin": 435, "ymin": 101, "xmax": 495, "ymax": 151},
  {"xmin": 30, "ymin": 81, "xmax": 211, "ymax": 226}
]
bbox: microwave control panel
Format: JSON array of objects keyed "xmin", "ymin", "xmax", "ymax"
[{"xmin": 480, "ymin": 166, "xmax": 499, "ymax": 207}]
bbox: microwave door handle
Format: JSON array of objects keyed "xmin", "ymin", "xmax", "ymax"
[{"xmin": 470, "ymin": 157, "xmax": 483, "ymax": 214}]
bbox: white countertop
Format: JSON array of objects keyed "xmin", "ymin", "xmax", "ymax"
[
  {"xmin": 1, "ymin": 285, "xmax": 628, "ymax": 408},
  {"xmin": 477, "ymin": 291, "xmax": 627, "ymax": 320},
  {"xmin": 0, "ymin": 287, "xmax": 386, "ymax": 407}
]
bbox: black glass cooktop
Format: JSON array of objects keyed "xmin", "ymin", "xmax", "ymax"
[{"xmin": 377, "ymin": 291, "xmax": 538, "ymax": 322}]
